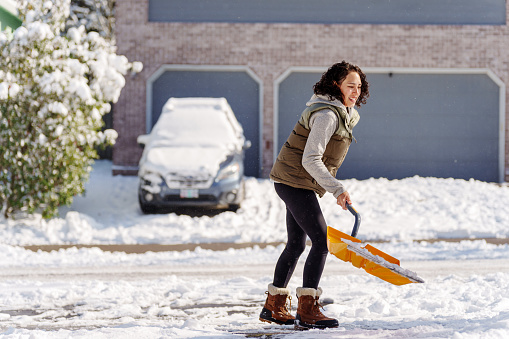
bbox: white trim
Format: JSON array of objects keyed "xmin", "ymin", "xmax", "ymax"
[
  {"xmin": 145, "ymin": 64, "xmax": 264, "ymax": 177},
  {"xmin": 273, "ymin": 66, "xmax": 506, "ymax": 183},
  {"xmin": 0, "ymin": 0, "xmax": 17, "ymax": 15}
]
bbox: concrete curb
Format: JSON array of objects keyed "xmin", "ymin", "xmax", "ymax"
[{"xmin": 22, "ymin": 238, "xmax": 509, "ymax": 254}]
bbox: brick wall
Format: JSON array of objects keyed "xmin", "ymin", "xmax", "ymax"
[{"xmin": 114, "ymin": 0, "xmax": 509, "ymax": 180}]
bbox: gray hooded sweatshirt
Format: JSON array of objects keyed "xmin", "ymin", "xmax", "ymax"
[{"xmin": 302, "ymin": 94, "xmax": 356, "ymax": 199}]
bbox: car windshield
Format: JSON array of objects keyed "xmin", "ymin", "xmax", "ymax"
[{"xmin": 149, "ymin": 99, "xmax": 242, "ymax": 150}]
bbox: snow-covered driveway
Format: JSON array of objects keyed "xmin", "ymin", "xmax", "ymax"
[{"xmin": 1, "ymin": 247, "xmax": 509, "ymax": 338}]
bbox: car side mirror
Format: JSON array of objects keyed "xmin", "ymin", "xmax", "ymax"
[
  {"xmin": 243, "ymin": 140, "xmax": 252, "ymax": 150},
  {"xmin": 137, "ymin": 134, "xmax": 150, "ymax": 149}
]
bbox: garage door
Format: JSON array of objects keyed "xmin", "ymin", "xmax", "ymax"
[
  {"xmin": 149, "ymin": 67, "xmax": 261, "ymax": 177},
  {"xmin": 276, "ymin": 70, "xmax": 502, "ymax": 182}
]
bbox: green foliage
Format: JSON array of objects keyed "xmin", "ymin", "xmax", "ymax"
[{"xmin": 0, "ymin": 0, "xmax": 140, "ymax": 218}]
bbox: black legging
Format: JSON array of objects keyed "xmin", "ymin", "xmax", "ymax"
[{"xmin": 272, "ymin": 183, "xmax": 329, "ymax": 289}]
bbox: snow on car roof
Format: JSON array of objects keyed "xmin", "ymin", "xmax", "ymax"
[{"xmin": 148, "ymin": 97, "xmax": 244, "ymax": 150}]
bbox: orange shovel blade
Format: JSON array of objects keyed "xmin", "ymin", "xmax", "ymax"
[{"xmin": 327, "ymin": 226, "xmax": 424, "ymax": 285}]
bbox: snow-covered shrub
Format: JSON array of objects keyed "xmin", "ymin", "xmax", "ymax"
[
  {"xmin": 67, "ymin": 0, "xmax": 116, "ymax": 43},
  {"xmin": 0, "ymin": 0, "xmax": 142, "ymax": 218}
]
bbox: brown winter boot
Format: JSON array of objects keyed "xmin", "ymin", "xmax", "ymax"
[
  {"xmin": 295, "ymin": 287, "xmax": 339, "ymax": 329},
  {"xmin": 259, "ymin": 283, "xmax": 295, "ymax": 325}
]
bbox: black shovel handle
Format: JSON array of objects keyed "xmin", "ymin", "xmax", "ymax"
[{"xmin": 346, "ymin": 203, "xmax": 361, "ymax": 238}]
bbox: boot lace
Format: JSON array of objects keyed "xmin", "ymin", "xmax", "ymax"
[
  {"xmin": 279, "ymin": 294, "xmax": 292, "ymax": 315},
  {"xmin": 277, "ymin": 295, "xmax": 292, "ymax": 315},
  {"xmin": 284, "ymin": 295, "xmax": 292, "ymax": 314},
  {"xmin": 265, "ymin": 291, "xmax": 292, "ymax": 315},
  {"xmin": 312, "ymin": 297, "xmax": 326, "ymax": 315}
]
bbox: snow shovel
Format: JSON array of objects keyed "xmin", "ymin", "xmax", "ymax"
[{"xmin": 327, "ymin": 204, "xmax": 424, "ymax": 285}]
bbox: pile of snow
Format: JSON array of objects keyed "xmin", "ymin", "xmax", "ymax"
[
  {"xmin": 340, "ymin": 238, "xmax": 425, "ymax": 283},
  {"xmin": 0, "ymin": 160, "xmax": 508, "ymax": 246}
]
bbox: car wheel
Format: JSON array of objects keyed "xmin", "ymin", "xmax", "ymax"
[
  {"xmin": 227, "ymin": 179, "xmax": 245, "ymax": 212},
  {"xmin": 227, "ymin": 203, "xmax": 240, "ymax": 212}
]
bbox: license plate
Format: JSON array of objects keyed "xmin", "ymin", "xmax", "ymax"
[{"xmin": 180, "ymin": 189, "xmax": 199, "ymax": 198}]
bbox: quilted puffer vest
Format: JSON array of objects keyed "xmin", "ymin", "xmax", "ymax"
[{"xmin": 270, "ymin": 103, "xmax": 359, "ymax": 197}]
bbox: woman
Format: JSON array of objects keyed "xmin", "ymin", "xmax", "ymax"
[{"xmin": 259, "ymin": 61, "xmax": 369, "ymax": 329}]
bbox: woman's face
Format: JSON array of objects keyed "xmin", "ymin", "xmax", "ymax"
[{"xmin": 339, "ymin": 72, "xmax": 362, "ymax": 108}]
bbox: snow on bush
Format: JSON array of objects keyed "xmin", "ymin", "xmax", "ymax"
[
  {"xmin": 66, "ymin": 0, "xmax": 116, "ymax": 42},
  {"xmin": 0, "ymin": 0, "xmax": 142, "ymax": 218}
]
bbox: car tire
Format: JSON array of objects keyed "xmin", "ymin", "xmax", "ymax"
[{"xmin": 227, "ymin": 180, "xmax": 245, "ymax": 212}]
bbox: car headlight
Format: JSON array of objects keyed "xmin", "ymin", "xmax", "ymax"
[
  {"xmin": 140, "ymin": 170, "xmax": 164, "ymax": 189},
  {"xmin": 215, "ymin": 162, "xmax": 240, "ymax": 182}
]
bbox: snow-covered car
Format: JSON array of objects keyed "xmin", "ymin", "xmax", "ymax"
[{"xmin": 137, "ymin": 97, "xmax": 251, "ymax": 213}]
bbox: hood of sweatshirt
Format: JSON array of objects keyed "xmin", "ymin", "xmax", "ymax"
[
  {"xmin": 303, "ymin": 94, "xmax": 360, "ymax": 136},
  {"xmin": 306, "ymin": 94, "xmax": 348, "ymax": 112}
]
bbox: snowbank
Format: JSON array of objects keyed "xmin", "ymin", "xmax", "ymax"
[{"xmin": 0, "ymin": 160, "xmax": 507, "ymax": 246}]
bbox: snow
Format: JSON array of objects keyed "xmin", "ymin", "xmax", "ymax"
[
  {"xmin": 138, "ymin": 97, "xmax": 246, "ymax": 187},
  {"xmin": 4, "ymin": 161, "xmax": 508, "ymax": 246},
  {"xmin": 0, "ymin": 83, "xmax": 8, "ymax": 100},
  {"xmin": 151, "ymin": 98, "xmax": 244, "ymax": 149},
  {"xmin": 1, "ymin": 160, "xmax": 509, "ymax": 338}
]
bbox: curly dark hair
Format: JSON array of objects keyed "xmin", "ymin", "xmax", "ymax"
[{"xmin": 313, "ymin": 61, "xmax": 369, "ymax": 107}]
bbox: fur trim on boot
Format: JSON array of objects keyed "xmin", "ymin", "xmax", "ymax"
[
  {"xmin": 296, "ymin": 287, "xmax": 323, "ymax": 298},
  {"xmin": 259, "ymin": 284, "xmax": 295, "ymax": 325},
  {"xmin": 268, "ymin": 283, "xmax": 291, "ymax": 296},
  {"xmin": 295, "ymin": 287, "xmax": 338, "ymax": 330}
]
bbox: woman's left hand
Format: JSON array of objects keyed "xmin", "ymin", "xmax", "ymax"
[{"xmin": 336, "ymin": 191, "xmax": 352, "ymax": 210}]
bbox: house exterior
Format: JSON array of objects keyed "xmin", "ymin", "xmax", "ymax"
[
  {"xmin": 0, "ymin": 0, "xmax": 21, "ymax": 32},
  {"xmin": 114, "ymin": 0, "xmax": 509, "ymax": 183}
]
